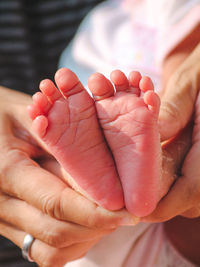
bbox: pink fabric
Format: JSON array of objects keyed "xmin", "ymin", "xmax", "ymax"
[
  {"xmin": 124, "ymin": 224, "xmax": 164, "ymax": 267},
  {"xmin": 158, "ymin": 5, "xmax": 200, "ymax": 64},
  {"xmin": 65, "ymin": 223, "xmax": 197, "ymax": 267}
]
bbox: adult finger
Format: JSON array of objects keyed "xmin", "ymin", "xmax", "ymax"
[
  {"xmin": 142, "ymin": 123, "xmax": 193, "ymax": 222},
  {"xmin": 0, "ymin": 221, "xmax": 100, "ymax": 267},
  {"xmin": 0, "ymin": 148, "xmax": 138, "ymax": 228},
  {"xmin": 159, "ymin": 43, "xmax": 200, "ymax": 141},
  {"xmin": 0, "ymin": 193, "xmax": 111, "ymax": 248},
  {"xmin": 142, "ymin": 174, "xmax": 197, "ymax": 222}
]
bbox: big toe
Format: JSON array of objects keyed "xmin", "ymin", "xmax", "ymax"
[
  {"xmin": 88, "ymin": 73, "xmax": 115, "ymax": 100},
  {"xmin": 55, "ymin": 68, "xmax": 84, "ymax": 97}
]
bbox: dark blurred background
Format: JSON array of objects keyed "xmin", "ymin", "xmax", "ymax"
[{"xmin": 0, "ymin": 0, "xmax": 105, "ymax": 95}]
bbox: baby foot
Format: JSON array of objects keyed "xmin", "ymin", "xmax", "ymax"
[
  {"xmin": 27, "ymin": 68, "xmax": 124, "ymax": 210},
  {"xmin": 88, "ymin": 70, "xmax": 162, "ymax": 217}
]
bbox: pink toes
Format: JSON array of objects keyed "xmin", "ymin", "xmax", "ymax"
[
  {"xmin": 27, "ymin": 104, "xmax": 42, "ymax": 120},
  {"xmin": 28, "ymin": 68, "xmax": 83, "ymax": 135},
  {"xmin": 55, "ymin": 68, "xmax": 85, "ymax": 97},
  {"xmin": 139, "ymin": 76, "xmax": 160, "ymax": 116},
  {"xmin": 28, "ymin": 77, "xmax": 62, "ymax": 138},
  {"xmin": 129, "ymin": 71, "xmax": 142, "ymax": 87},
  {"xmin": 88, "ymin": 73, "xmax": 115, "ymax": 100},
  {"xmin": 110, "ymin": 70, "xmax": 129, "ymax": 92},
  {"xmin": 128, "ymin": 72, "xmax": 160, "ymax": 116},
  {"xmin": 88, "ymin": 69, "xmax": 160, "ymax": 119},
  {"xmin": 110, "ymin": 70, "xmax": 141, "ymax": 96},
  {"xmin": 27, "ymin": 92, "xmax": 50, "ymax": 120},
  {"xmin": 32, "ymin": 92, "xmax": 51, "ymax": 114},
  {"xmin": 28, "ymin": 77, "xmax": 63, "ymax": 126},
  {"xmin": 144, "ymin": 91, "xmax": 160, "ymax": 115},
  {"xmin": 27, "ymin": 91, "xmax": 51, "ymax": 137},
  {"xmin": 88, "ymin": 70, "xmax": 140, "ymax": 101},
  {"xmin": 28, "ymin": 68, "xmax": 95, "ymax": 142},
  {"xmin": 139, "ymin": 76, "xmax": 154, "ymax": 92},
  {"xmin": 40, "ymin": 79, "xmax": 62, "ymax": 103},
  {"xmin": 32, "ymin": 115, "xmax": 48, "ymax": 138},
  {"xmin": 110, "ymin": 70, "xmax": 142, "ymax": 96},
  {"xmin": 30, "ymin": 99, "xmax": 69, "ymax": 140},
  {"xmin": 110, "ymin": 70, "xmax": 159, "ymax": 115},
  {"xmin": 128, "ymin": 71, "xmax": 142, "ymax": 96}
]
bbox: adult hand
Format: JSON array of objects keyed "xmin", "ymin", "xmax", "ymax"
[
  {"xmin": 0, "ymin": 86, "xmax": 138, "ymax": 267},
  {"xmin": 143, "ymin": 96, "xmax": 200, "ymax": 222},
  {"xmin": 142, "ymin": 43, "xmax": 200, "ymax": 222},
  {"xmin": 159, "ymin": 42, "xmax": 200, "ymax": 141}
]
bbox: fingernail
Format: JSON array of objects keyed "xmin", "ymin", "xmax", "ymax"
[{"xmin": 120, "ymin": 215, "xmax": 140, "ymax": 226}]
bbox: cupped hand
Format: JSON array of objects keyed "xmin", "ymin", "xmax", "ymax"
[
  {"xmin": 141, "ymin": 42, "xmax": 200, "ymax": 222},
  {"xmin": 143, "ymin": 94, "xmax": 200, "ymax": 222},
  {"xmin": 0, "ymin": 86, "xmax": 138, "ymax": 267}
]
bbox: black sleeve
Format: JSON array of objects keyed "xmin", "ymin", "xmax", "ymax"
[{"xmin": 0, "ymin": 0, "xmax": 105, "ymax": 95}]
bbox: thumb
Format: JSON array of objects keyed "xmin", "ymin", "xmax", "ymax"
[{"xmin": 159, "ymin": 43, "xmax": 200, "ymax": 141}]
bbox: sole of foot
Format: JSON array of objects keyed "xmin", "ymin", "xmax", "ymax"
[
  {"xmin": 88, "ymin": 70, "xmax": 162, "ymax": 217},
  {"xmin": 27, "ymin": 68, "xmax": 124, "ymax": 211}
]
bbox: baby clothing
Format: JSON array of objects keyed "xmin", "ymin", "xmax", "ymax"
[
  {"xmin": 66, "ymin": 223, "xmax": 196, "ymax": 267},
  {"xmin": 124, "ymin": 0, "xmax": 200, "ymax": 65},
  {"xmin": 60, "ymin": 0, "xmax": 200, "ymax": 266},
  {"xmin": 59, "ymin": 0, "xmax": 200, "ymax": 90}
]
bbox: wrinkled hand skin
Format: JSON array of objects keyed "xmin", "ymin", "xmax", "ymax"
[
  {"xmin": 159, "ymin": 37, "xmax": 200, "ymax": 141},
  {"xmin": 142, "ymin": 38, "xmax": 200, "ymax": 265},
  {"xmin": 0, "ymin": 86, "xmax": 138, "ymax": 267},
  {"xmin": 144, "ymin": 42, "xmax": 200, "ymax": 222},
  {"xmin": 157, "ymin": 120, "xmax": 200, "ymax": 265}
]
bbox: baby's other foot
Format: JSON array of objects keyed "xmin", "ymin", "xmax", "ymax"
[
  {"xmin": 88, "ymin": 70, "xmax": 162, "ymax": 217},
  {"xmin": 27, "ymin": 68, "xmax": 124, "ymax": 210}
]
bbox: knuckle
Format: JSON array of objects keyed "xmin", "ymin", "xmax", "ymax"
[
  {"xmin": 43, "ymin": 228, "xmax": 68, "ymax": 248},
  {"xmin": 85, "ymin": 207, "xmax": 123, "ymax": 229},
  {"xmin": 0, "ymin": 148, "xmax": 28, "ymax": 170},
  {"xmin": 85, "ymin": 213, "xmax": 102, "ymax": 228},
  {"xmin": 86, "ymin": 210, "xmax": 110, "ymax": 229},
  {"xmin": 41, "ymin": 193, "xmax": 63, "ymax": 220},
  {"xmin": 0, "ymin": 149, "xmax": 28, "ymax": 187}
]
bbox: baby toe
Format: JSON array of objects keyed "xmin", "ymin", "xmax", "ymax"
[
  {"xmin": 110, "ymin": 70, "xmax": 129, "ymax": 92},
  {"xmin": 88, "ymin": 73, "xmax": 114, "ymax": 101},
  {"xmin": 40, "ymin": 79, "xmax": 62, "ymax": 103}
]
